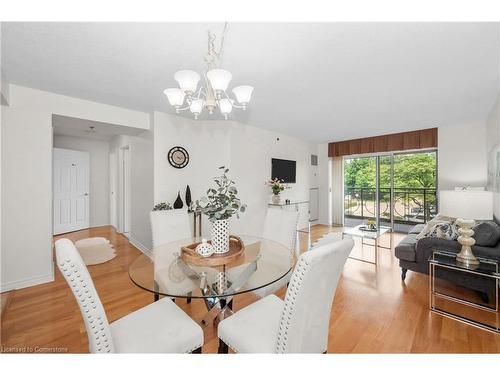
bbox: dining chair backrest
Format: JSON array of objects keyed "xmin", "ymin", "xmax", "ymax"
[
  {"xmin": 55, "ymin": 238, "xmax": 115, "ymax": 353},
  {"xmin": 262, "ymin": 207, "xmax": 299, "ymax": 257},
  {"xmin": 150, "ymin": 209, "xmax": 192, "ymax": 248},
  {"xmin": 275, "ymin": 238, "xmax": 354, "ymax": 353}
]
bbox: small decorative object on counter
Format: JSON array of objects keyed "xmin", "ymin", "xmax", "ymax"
[
  {"xmin": 195, "ymin": 239, "xmax": 215, "ymax": 257},
  {"xmin": 152, "ymin": 202, "xmax": 173, "ymax": 211},
  {"xmin": 360, "ymin": 219, "xmax": 377, "ymax": 232},
  {"xmin": 185, "ymin": 185, "xmax": 192, "ymax": 207},
  {"xmin": 267, "ymin": 178, "xmax": 289, "ymax": 204},
  {"xmin": 195, "ymin": 166, "xmax": 247, "ymax": 254},
  {"xmin": 366, "ymin": 219, "xmax": 376, "ymax": 230},
  {"xmin": 173, "ymin": 191, "xmax": 184, "ymax": 209}
]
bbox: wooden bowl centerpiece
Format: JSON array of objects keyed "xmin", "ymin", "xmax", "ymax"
[{"xmin": 181, "ymin": 235, "xmax": 245, "ymax": 267}]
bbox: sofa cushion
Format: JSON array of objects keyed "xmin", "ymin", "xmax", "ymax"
[
  {"xmin": 408, "ymin": 224, "xmax": 425, "ymax": 234},
  {"xmin": 425, "ymin": 222, "xmax": 460, "ymax": 240},
  {"xmin": 395, "ymin": 233, "xmax": 418, "ymax": 262},
  {"xmin": 474, "ymin": 221, "xmax": 500, "ymax": 247}
]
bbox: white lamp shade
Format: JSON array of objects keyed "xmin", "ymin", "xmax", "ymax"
[
  {"xmin": 218, "ymin": 98, "xmax": 233, "ymax": 114},
  {"xmin": 206, "ymin": 69, "xmax": 232, "ymax": 92},
  {"xmin": 189, "ymin": 99, "xmax": 204, "ymax": 114},
  {"xmin": 164, "ymin": 88, "xmax": 185, "ymax": 107},
  {"xmin": 439, "ymin": 190, "xmax": 493, "ymax": 220},
  {"xmin": 232, "ymin": 85, "xmax": 254, "ymax": 104},
  {"xmin": 174, "ymin": 70, "xmax": 200, "ymax": 93}
]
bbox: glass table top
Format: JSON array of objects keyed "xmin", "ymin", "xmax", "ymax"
[
  {"xmin": 430, "ymin": 250, "xmax": 500, "ymax": 277},
  {"xmin": 129, "ymin": 235, "xmax": 294, "ymax": 299},
  {"xmin": 342, "ymin": 225, "xmax": 391, "ymax": 239}
]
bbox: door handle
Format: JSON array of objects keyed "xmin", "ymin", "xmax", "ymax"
[{"xmin": 84, "ymin": 193, "xmax": 89, "ymax": 196}]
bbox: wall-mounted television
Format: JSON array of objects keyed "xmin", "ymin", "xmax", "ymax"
[{"xmin": 271, "ymin": 158, "xmax": 296, "ymax": 183}]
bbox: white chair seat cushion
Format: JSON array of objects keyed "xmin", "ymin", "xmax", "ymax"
[
  {"xmin": 110, "ymin": 298, "xmax": 203, "ymax": 353},
  {"xmin": 218, "ymin": 294, "xmax": 284, "ymax": 353}
]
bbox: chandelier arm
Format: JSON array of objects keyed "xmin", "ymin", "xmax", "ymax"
[
  {"xmin": 217, "ymin": 22, "xmax": 228, "ymax": 63},
  {"xmin": 222, "ymin": 90, "xmax": 241, "ymax": 107},
  {"xmin": 195, "ymin": 87, "xmax": 205, "ymax": 100},
  {"xmin": 176, "ymin": 105, "xmax": 191, "ymax": 112}
]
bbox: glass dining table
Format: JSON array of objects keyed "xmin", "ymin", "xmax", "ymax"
[{"xmin": 128, "ymin": 235, "xmax": 294, "ymax": 326}]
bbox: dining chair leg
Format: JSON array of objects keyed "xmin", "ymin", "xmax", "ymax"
[
  {"xmin": 187, "ymin": 291, "xmax": 192, "ymax": 304},
  {"xmin": 192, "ymin": 347, "xmax": 202, "ymax": 354},
  {"xmin": 218, "ymin": 338, "xmax": 229, "ymax": 354}
]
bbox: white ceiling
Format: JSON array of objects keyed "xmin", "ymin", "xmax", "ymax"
[
  {"xmin": 52, "ymin": 114, "xmax": 145, "ymax": 141},
  {"xmin": 2, "ymin": 22, "xmax": 499, "ymax": 142}
]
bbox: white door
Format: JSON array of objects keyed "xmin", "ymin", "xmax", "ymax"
[
  {"xmin": 109, "ymin": 151, "xmax": 117, "ymax": 229},
  {"xmin": 309, "ymin": 188, "xmax": 319, "ymax": 222},
  {"xmin": 53, "ymin": 148, "xmax": 90, "ymax": 235}
]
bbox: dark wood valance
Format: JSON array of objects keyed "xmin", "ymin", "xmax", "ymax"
[{"xmin": 328, "ymin": 128, "xmax": 437, "ymax": 157}]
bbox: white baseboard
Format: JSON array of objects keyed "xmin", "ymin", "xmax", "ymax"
[
  {"xmin": 128, "ymin": 236, "xmax": 151, "ymax": 255},
  {"xmin": 0, "ymin": 272, "xmax": 55, "ymax": 293}
]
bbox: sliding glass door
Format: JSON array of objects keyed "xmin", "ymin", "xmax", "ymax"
[
  {"xmin": 344, "ymin": 156, "xmax": 377, "ymax": 228},
  {"xmin": 344, "ymin": 150, "xmax": 437, "ymax": 232}
]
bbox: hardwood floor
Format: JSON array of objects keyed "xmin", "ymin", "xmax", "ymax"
[{"xmin": 1, "ymin": 225, "xmax": 499, "ymax": 353}]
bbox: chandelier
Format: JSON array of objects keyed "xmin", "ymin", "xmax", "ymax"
[{"xmin": 163, "ymin": 24, "xmax": 254, "ymax": 120}]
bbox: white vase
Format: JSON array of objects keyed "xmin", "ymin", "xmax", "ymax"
[
  {"xmin": 271, "ymin": 194, "xmax": 281, "ymax": 204},
  {"xmin": 211, "ymin": 219, "xmax": 230, "ymax": 254},
  {"xmin": 195, "ymin": 238, "xmax": 215, "ymax": 257}
]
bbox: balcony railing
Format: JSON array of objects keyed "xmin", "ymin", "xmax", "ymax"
[{"xmin": 344, "ymin": 187, "xmax": 437, "ymax": 225}]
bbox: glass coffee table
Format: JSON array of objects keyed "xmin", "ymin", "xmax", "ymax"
[
  {"xmin": 342, "ymin": 225, "xmax": 392, "ymax": 265},
  {"xmin": 429, "ymin": 251, "xmax": 500, "ymax": 333}
]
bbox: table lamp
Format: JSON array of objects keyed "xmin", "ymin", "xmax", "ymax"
[{"xmin": 439, "ymin": 190, "xmax": 493, "ymax": 266}]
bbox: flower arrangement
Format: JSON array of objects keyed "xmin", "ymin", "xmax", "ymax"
[
  {"xmin": 267, "ymin": 178, "xmax": 289, "ymax": 196},
  {"xmin": 153, "ymin": 202, "xmax": 173, "ymax": 211},
  {"xmin": 195, "ymin": 166, "xmax": 246, "ymax": 221}
]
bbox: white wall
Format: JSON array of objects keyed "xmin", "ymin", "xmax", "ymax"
[
  {"xmin": 228, "ymin": 122, "xmax": 317, "ymax": 235},
  {"xmin": 486, "ymin": 94, "xmax": 500, "ymax": 219},
  {"xmin": 153, "ymin": 112, "xmax": 318, "ymax": 238},
  {"xmin": 1, "ymin": 84, "xmax": 150, "ymax": 292},
  {"xmin": 154, "ymin": 112, "xmax": 230, "ymax": 206},
  {"xmin": 129, "ymin": 126, "xmax": 154, "ymax": 253},
  {"xmin": 438, "ymin": 121, "xmax": 487, "ymax": 190},
  {"xmin": 53, "ymin": 135, "xmax": 110, "ymax": 228}
]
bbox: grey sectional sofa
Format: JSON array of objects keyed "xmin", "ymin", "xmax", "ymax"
[{"xmin": 395, "ymin": 221, "xmax": 500, "ymax": 298}]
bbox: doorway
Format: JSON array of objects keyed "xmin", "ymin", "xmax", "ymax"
[
  {"xmin": 343, "ymin": 150, "xmax": 437, "ymax": 232},
  {"xmin": 117, "ymin": 144, "xmax": 131, "ymax": 236},
  {"xmin": 53, "ymin": 148, "xmax": 90, "ymax": 234}
]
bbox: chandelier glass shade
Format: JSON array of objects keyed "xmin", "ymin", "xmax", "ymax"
[{"xmin": 163, "ymin": 25, "xmax": 254, "ymax": 120}]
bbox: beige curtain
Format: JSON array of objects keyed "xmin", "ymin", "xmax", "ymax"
[{"xmin": 331, "ymin": 156, "xmax": 344, "ymax": 225}]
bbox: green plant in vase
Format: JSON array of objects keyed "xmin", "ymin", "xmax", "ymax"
[
  {"xmin": 267, "ymin": 178, "xmax": 289, "ymax": 203},
  {"xmin": 195, "ymin": 166, "xmax": 246, "ymax": 253}
]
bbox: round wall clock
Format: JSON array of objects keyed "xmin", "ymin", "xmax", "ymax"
[{"xmin": 168, "ymin": 146, "xmax": 189, "ymax": 169}]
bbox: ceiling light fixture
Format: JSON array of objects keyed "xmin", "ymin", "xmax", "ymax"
[{"xmin": 163, "ymin": 23, "xmax": 254, "ymax": 120}]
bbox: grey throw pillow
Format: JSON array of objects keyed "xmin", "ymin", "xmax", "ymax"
[{"xmin": 474, "ymin": 221, "xmax": 500, "ymax": 247}]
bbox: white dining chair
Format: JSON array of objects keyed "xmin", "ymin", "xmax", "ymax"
[
  {"xmin": 150, "ymin": 209, "xmax": 193, "ymax": 302},
  {"xmin": 150, "ymin": 209, "xmax": 192, "ymax": 248},
  {"xmin": 55, "ymin": 238, "xmax": 203, "ymax": 353},
  {"xmin": 245, "ymin": 208, "xmax": 299, "ymax": 298},
  {"xmin": 217, "ymin": 238, "xmax": 354, "ymax": 353}
]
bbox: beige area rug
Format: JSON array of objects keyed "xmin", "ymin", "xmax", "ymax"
[{"xmin": 74, "ymin": 237, "xmax": 116, "ymax": 265}]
